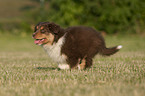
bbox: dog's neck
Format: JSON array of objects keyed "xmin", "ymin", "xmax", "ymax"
[
  {"xmin": 42, "ymin": 34, "xmax": 66, "ymax": 63},
  {"xmin": 53, "ymin": 28, "xmax": 66, "ymax": 43}
]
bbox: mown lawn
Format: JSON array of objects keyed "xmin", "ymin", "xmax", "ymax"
[{"xmin": 0, "ymin": 34, "xmax": 144, "ymax": 96}]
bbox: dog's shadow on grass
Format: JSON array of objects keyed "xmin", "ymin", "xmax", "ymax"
[{"xmin": 36, "ymin": 67, "xmax": 61, "ymax": 71}]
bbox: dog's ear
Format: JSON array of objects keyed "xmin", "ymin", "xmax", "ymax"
[
  {"xmin": 34, "ymin": 25, "xmax": 38, "ymax": 32},
  {"xmin": 48, "ymin": 23, "xmax": 60, "ymax": 35},
  {"xmin": 34, "ymin": 22, "xmax": 42, "ymax": 32}
]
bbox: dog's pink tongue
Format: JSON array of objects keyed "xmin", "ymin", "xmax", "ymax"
[{"xmin": 34, "ymin": 40, "xmax": 41, "ymax": 44}]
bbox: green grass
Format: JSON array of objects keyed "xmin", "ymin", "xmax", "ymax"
[{"xmin": 0, "ymin": 34, "xmax": 145, "ymax": 96}]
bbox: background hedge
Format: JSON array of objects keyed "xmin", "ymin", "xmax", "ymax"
[
  {"xmin": 46, "ymin": 0, "xmax": 145, "ymax": 34},
  {"xmin": 0, "ymin": 0, "xmax": 145, "ymax": 34}
]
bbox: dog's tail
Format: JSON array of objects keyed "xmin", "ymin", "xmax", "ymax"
[{"xmin": 100, "ymin": 45, "xmax": 122, "ymax": 56}]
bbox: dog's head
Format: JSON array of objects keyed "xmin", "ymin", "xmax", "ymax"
[{"xmin": 32, "ymin": 22, "xmax": 60, "ymax": 45}]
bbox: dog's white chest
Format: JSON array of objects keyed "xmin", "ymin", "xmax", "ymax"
[{"xmin": 43, "ymin": 36, "xmax": 66, "ymax": 63}]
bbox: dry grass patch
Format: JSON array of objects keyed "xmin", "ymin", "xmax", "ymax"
[{"xmin": 0, "ymin": 34, "xmax": 145, "ymax": 96}]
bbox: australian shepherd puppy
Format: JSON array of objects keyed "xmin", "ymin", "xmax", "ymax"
[{"xmin": 32, "ymin": 22, "xmax": 122, "ymax": 70}]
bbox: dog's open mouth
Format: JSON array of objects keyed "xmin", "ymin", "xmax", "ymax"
[{"xmin": 34, "ymin": 38, "xmax": 47, "ymax": 45}]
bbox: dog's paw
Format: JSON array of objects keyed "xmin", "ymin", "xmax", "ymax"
[{"xmin": 58, "ymin": 64, "xmax": 70, "ymax": 70}]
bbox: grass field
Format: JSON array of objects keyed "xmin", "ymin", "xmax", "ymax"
[{"xmin": 0, "ymin": 34, "xmax": 145, "ymax": 96}]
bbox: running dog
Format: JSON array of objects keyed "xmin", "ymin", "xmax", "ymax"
[{"xmin": 32, "ymin": 22, "xmax": 122, "ymax": 70}]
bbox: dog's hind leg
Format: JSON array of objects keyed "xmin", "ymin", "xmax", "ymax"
[
  {"xmin": 85, "ymin": 57, "xmax": 93, "ymax": 68},
  {"xmin": 67, "ymin": 57, "xmax": 79, "ymax": 69},
  {"xmin": 77, "ymin": 58, "xmax": 86, "ymax": 70}
]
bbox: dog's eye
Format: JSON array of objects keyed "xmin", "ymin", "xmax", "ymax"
[{"xmin": 41, "ymin": 30, "xmax": 45, "ymax": 33}]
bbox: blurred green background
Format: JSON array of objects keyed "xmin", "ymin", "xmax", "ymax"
[{"xmin": 0, "ymin": 0, "xmax": 145, "ymax": 35}]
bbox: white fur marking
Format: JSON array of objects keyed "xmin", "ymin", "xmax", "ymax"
[
  {"xmin": 58, "ymin": 64, "xmax": 70, "ymax": 70},
  {"xmin": 77, "ymin": 64, "xmax": 81, "ymax": 70},
  {"xmin": 43, "ymin": 35, "xmax": 66, "ymax": 63},
  {"xmin": 117, "ymin": 45, "xmax": 122, "ymax": 49}
]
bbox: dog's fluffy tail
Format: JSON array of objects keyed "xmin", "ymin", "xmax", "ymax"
[{"xmin": 100, "ymin": 45, "xmax": 122, "ymax": 56}]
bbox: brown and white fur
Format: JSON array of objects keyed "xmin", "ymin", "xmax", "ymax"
[{"xmin": 32, "ymin": 22, "xmax": 122, "ymax": 70}]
